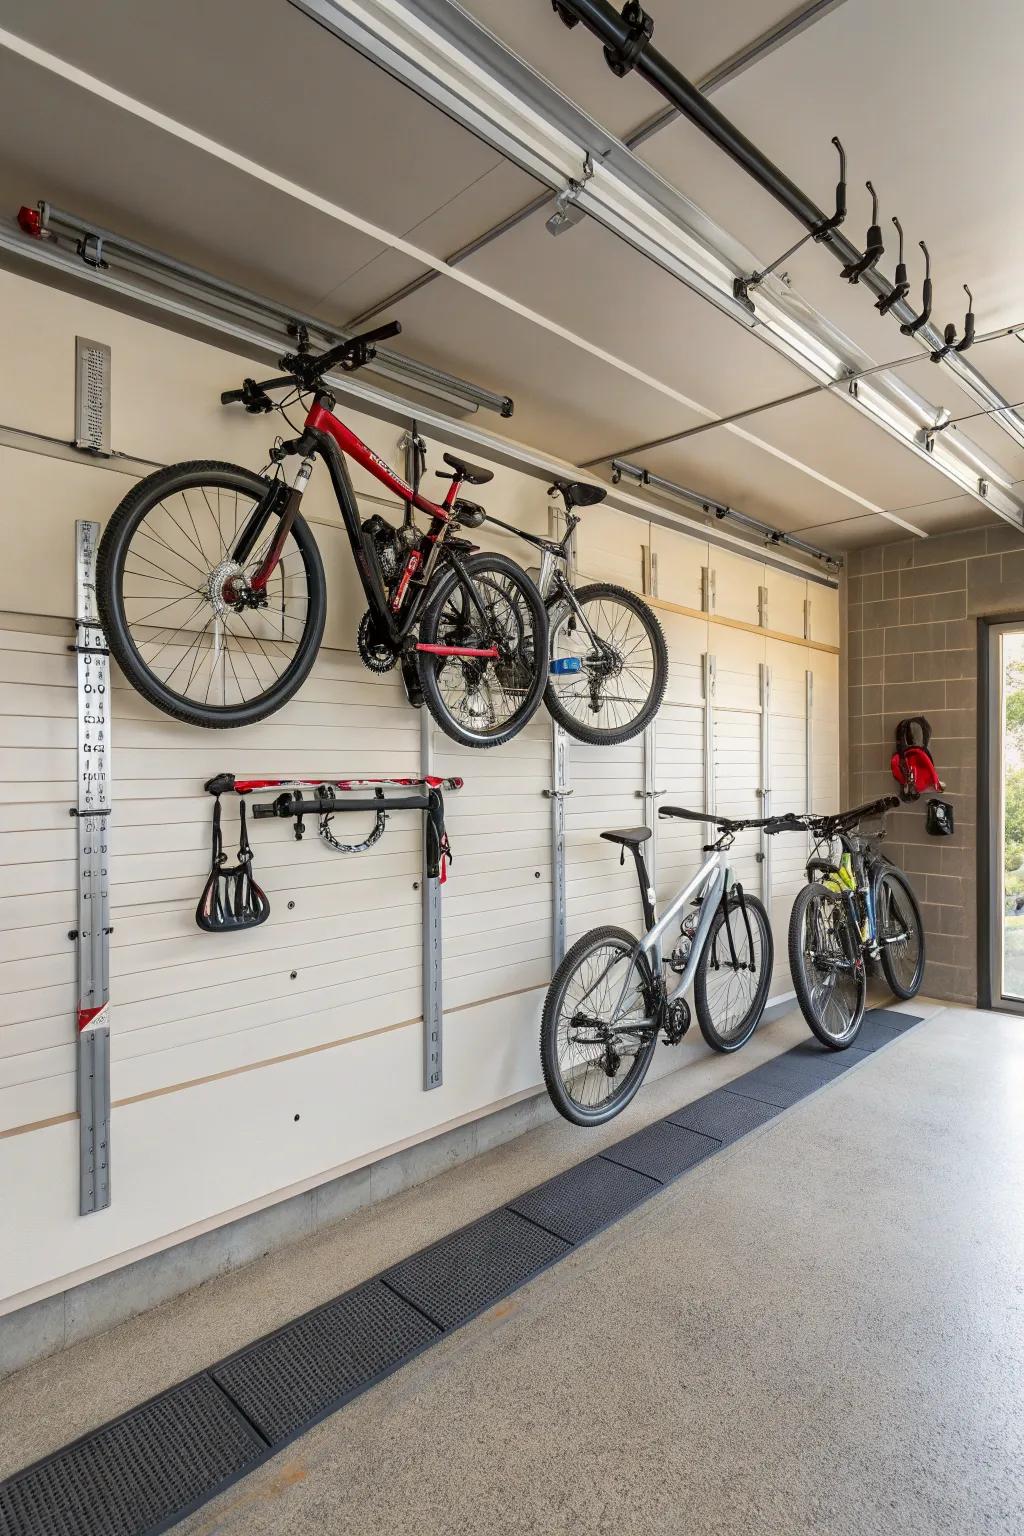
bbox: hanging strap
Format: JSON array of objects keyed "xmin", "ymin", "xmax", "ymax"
[{"xmin": 425, "ymin": 786, "xmax": 453, "ymax": 884}]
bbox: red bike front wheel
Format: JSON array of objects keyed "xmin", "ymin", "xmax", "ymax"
[{"xmin": 97, "ymin": 461, "xmax": 327, "ymax": 728}]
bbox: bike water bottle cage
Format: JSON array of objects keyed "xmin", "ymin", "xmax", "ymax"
[{"xmin": 196, "ymin": 799, "xmax": 270, "ymax": 933}]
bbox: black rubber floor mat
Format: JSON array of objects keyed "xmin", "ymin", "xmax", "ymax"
[
  {"xmin": 509, "ymin": 1155, "xmax": 660, "ymax": 1245},
  {"xmin": 666, "ymin": 1087, "xmax": 781, "ymax": 1143},
  {"xmin": 599, "ymin": 1120, "xmax": 720, "ymax": 1183},
  {"xmin": 0, "ymin": 1373, "xmax": 265, "ymax": 1536},
  {"xmin": 729, "ymin": 1041, "xmax": 867, "ymax": 1107},
  {"xmin": 212, "ymin": 1278, "xmax": 440, "ymax": 1447},
  {"xmin": 381, "ymin": 1206, "xmax": 569, "ymax": 1331},
  {"xmin": 861, "ymin": 1008, "xmax": 923, "ymax": 1035}
]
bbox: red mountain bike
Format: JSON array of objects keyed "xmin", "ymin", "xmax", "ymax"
[{"xmin": 96, "ymin": 322, "xmax": 548, "ymax": 748}]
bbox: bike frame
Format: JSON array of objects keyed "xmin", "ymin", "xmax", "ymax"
[
  {"xmin": 232, "ymin": 389, "xmax": 499, "ymax": 660},
  {"xmin": 606, "ymin": 842, "xmax": 730, "ymax": 1028}
]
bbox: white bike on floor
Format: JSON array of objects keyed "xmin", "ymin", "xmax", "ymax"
[{"xmin": 539, "ymin": 805, "xmax": 779, "ymax": 1126}]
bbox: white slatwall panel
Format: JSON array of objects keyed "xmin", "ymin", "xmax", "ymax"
[
  {"xmin": 653, "ymin": 705, "xmax": 705, "ymax": 911},
  {"xmin": 0, "ymin": 625, "xmax": 423, "ymax": 1133},
  {"xmin": 434, "ymin": 713, "xmax": 551, "ymax": 1009},
  {"xmin": 766, "ymin": 646, "xmax": 809, "ymax": 996},
  {"xmin": 811, "ymin": 653, "xmax": 841, "ymax": 816},
  {"xmin": 565, "ymin": 735, "xmax": 644, "ymax": 947}
]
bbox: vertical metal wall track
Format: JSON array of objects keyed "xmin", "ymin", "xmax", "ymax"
[
  {"xmin": 805, "ymin": 669, "xmax": 815, "ymax": 853},
  {"xmin": 548, "ymin": 726, "xmax": 571, "ymax": 967},
  {"xmin": 759, "ymin": 663, "xmax": 772, "ymax": 901},
  {"xmin": 406, "ymin": 427, "xmax": 443, "ymax": 1091},
  {"xmin": 73, "ymin": 519, "xmax": 112, "ymax": 1214},
  {"xmin": 702, "ymin": 653, "xmax": 716, "ymax": 815}
]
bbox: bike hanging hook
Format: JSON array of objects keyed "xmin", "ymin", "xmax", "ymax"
[
  {"xmin": 930, "ymin": 282, "xmax": 977, "ymax": 362},
  {"xmin": 876, "ymin": 216, "xmax": 912, "ymax": 315},
  {"xmin": 900, "ymin": 241, "xmax": 933, "ymax": 336},
  {"xmin": 840, "ymin": 180, "xmax": 884, "ymax": 283},
  {"xmin": 733, "ymin": 136, "xmax": 846, "ymax": 313}
]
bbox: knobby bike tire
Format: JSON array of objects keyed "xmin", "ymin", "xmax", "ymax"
[{"xmin": 97, "ymin": 461, "xmax": 326, "ymax": 729}]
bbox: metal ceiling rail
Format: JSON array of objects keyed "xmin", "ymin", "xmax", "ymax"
[
  {"xmin": 17, "ymin": 202, "xmax": 514, "ymax": 419},
  {"xmin": 611, "ymin": 459, "xmax": 843, "ymax": 570},
  {"xmin": 342, "ymin": 0, "xmax": 849, "ymax": 326},
  {"xmin": 550, "ymin": 0, "xmax": 1024, "ymax": 457},
  {"xmin": 305, "ymin": 0, "xmax": 1024, "ymax": 531},
  {"xmin": 0, "ymin": 214, "xmax": 837, "ymax": 588}
]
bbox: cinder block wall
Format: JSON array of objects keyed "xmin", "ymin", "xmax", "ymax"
[{"xmin": 847, "ymin": 524, "xmax": 1024, "ymax": 1005}]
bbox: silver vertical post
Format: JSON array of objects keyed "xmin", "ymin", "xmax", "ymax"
[
  {"xmin": 702, "ymin": 653, "xmax": 716, "ymax": 815},
  {"xmin": 405, "ymin": 424, "xmax": 443, "ymax": 1091},
  {"xmin": 548, "ymin": 724, "xmax": 571, "ymax": 966},
  {"xmin": 759, "ymin": 663, "xmax": 772, "ymax": 902},
  {"xmin": 74, "ymin": 520, "xmax": 112, "ymax": 1214}
]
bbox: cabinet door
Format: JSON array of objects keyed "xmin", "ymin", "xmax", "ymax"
[
  {"xmin": 710, "ymin": 546, "xmax": 764, "ymax": 626},
  {"xmin": 574, "ymin": 503, "xmax": 647, "ymax": 592},
  {"xmin": 650, "ymin": 524, "xmax": 707, "ymax": 613},
  {"xmin": 763, "ymin": 565, "xmax": 807, "ymax": 639},
  {"xmin": 806, "ymin": 583, "xmax": 841, "ymax": 648}
]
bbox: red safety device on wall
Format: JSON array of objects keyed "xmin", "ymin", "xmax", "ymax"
[{"xmin": 890, "ymin": 716, "xmax": 943, "ymax": 801}]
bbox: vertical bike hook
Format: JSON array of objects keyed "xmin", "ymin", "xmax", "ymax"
[
  {"xmin": 900, "ymin": 242, "xmax": 933, "ymax": 336},
  {"xmin": 876, "ymin": 216, "xmax": 912, "ymax": 315},
  {"xmin": 841, "ymin": 181, "xmax": 884, "ymax": 282}
]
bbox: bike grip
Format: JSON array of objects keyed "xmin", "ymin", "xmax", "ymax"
[
  {"xmin": 220, "ymin": 388, "xmax": 246, "ymax": 405},
  {"xmin": 356, "ymin": 320, "xmax": 402, "ymax": 346}
]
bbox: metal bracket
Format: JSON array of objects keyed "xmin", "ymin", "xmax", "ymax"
[
  {"xmin": 759, "ymin": 663, "xmax": 772, "ymax": 900},
  {"xmin": 701, "ymin": 565, "xmax": 716, "ymax": 613},
  {"xmin": 703, "ymin": 653, "xmax": 716, "ymax": 816},
  {"xmin": 758, "ymin": 585, "xmax": 769, "ymax": 628},
  {"xmin": 734, "ymin": 137, "xmax": 846, "ymax": 312},
  {"xmin": 74, "ymin": 520, "xmax": 112, "ymax": 1215},
  {"xmin": 545, "ymin": 151, "xmax": 595, "ymax": 235}
]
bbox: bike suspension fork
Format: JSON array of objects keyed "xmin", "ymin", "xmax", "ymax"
[{"xmin": 249, "ymin": 456, "xmax": 315, "ymax": 592}]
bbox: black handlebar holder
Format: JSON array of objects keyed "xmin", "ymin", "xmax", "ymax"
[
  {"xmin": 840, "ymin": 180, "xmax": 884, "ymax": 283},
  {"xmin": 900, "ymin": 241, "xmax": 933, "ymax": 337},
  {"xmin": 733, "ymin": 137, "xmax": 847, "ymax": 314}
]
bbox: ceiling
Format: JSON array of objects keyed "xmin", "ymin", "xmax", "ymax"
[{"xmin": 1, "ymin": 0, "xmax": 1022, "ymax": 552}]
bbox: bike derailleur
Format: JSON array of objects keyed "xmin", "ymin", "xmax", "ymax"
[
  {"xmin": 664, "ymin": 998, "xmax": 691, "ymax": 1045},
  {"xmin": 356, "ymin": 610, "xmax": 398, "ymax": 673}
]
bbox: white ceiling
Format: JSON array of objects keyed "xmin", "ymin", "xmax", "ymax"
[{"xmin": 0, "ymin": 0, "xmax": 1021, "ymax": 552}]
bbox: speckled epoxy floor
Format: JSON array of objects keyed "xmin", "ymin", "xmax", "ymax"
[{"xmin": 4, "ymin": 1000, "xmax": 1023, "ymax": 1535}]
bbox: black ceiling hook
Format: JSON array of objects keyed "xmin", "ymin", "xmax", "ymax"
[
  {"xmin": 733, "ymin": 136, "xmax": 847, "ymax": 312},
  {"xmin": 876, "ymin": 216, "xmax": 911, "ymax": 315},
  {"xmin": 900, "ymin": 241, "xmax": 932, "ymax": 336},
  {"xmin": 956, "ymin": 285, "xmax": 976, "ymax": 353},
  {"xmin": 840, "ymin": 181, "xmax": 884, "ymax": 282}
]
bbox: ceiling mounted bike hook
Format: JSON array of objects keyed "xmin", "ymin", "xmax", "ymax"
[
  {"xmin": 875, "ymin": 216, "xmax": 911, "ymax": 315},
  {"xmin": 840, "ymin": 180, "xmax": 884, "ymax": 283},
  {"xmin": 900, "ymin": 241, "xmax": 932, "ymax": 336},
  {"xmin": 733, "ymin": 136, "xmax": 846, "ymax": 313},
  {"xmin": 956, "ymin": 284, "xmax": 976, "ymax": 353}
]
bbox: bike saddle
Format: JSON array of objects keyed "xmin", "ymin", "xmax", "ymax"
[
  {"xmin": 551, "ymin": 479, "xmax": 607, "ymax": 509},
  {"xmin": 441, "ymin": 451, "xmax": 494, "ymax": 486},
  {"xmin": 600, "ymin": 827, "xmax": 652, "ymax": 849}
]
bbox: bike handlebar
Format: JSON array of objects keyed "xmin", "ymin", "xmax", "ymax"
[
  {"xmin": 659, "ymin": 804, "xmax": 784, "ymax": 833},
  {"xmin": 221, "ymin": 322, "xmax": 403, "ymax": 407}
]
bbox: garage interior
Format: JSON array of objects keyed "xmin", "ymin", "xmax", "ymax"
[{"xmin": 1, "ymin": 2, "xmax": 1023, "ymax": 1533}]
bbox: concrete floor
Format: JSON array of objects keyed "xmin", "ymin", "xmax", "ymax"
[{"xmin": 2, "ymin": 998, "xmax": 1023, "ymax": 1535}]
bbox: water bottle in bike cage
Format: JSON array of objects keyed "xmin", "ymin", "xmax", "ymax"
[
  {"xmin": 549, "ymin": 656, "xmax": 583, "ymax": 675},
  {"xmin": 669, "ymin": 907, "xmax": 701, "ymax": 973}
]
